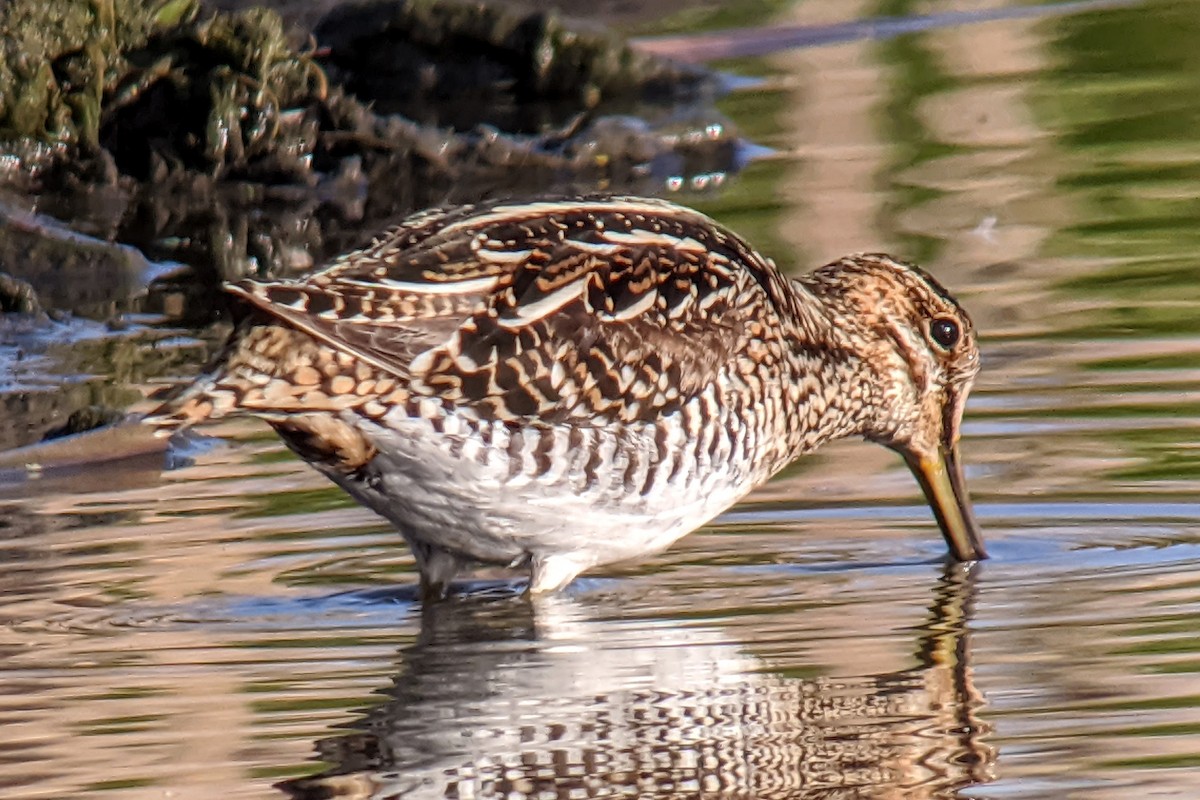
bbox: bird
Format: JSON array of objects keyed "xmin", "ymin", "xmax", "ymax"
[{"xmin": 147, "ymin": 195, "xmax": 985, "ymax": 598}]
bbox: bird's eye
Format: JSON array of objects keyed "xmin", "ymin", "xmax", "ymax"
[{"xmin": 930, "ymin": 317, "xmax": 960, "ymax": 349}]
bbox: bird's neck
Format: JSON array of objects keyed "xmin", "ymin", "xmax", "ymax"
[{"xmin": 770, "ymin": 278, "xmax": 886, "ymax": 467}]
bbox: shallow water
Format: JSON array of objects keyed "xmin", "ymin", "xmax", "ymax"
[{"xmin": 4, "ymin": 0, "xmax": 1200, "ymax": 798}]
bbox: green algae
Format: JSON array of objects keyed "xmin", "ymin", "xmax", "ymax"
[{"xmin": 0, "ymin": 0, "xmax": 203, "ymax": 146}]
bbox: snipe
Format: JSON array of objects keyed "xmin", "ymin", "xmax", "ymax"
[{"xmin": 149, "ymin": 196, "xmax": 985, "ymax": 596}]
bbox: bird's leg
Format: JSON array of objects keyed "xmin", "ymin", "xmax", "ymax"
[
  {"xmin": 409, "ymin": 539, "xmax": 464, "ymax": 601},
  {"xmin": 528, "ymin": 553, "xmax": 587, "ymax": 595}
]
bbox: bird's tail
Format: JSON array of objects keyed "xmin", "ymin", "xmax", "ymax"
[
  {"xmin": 140, "ymin": 374, "xmax": 234, "ymax": 436},
  {"xmin": 141, "ymin": 318, "xmax": 368, "ymax": 436},
  {"xmin": 140, "ymin": 318, "xmax": 269, "ymax": 436}
]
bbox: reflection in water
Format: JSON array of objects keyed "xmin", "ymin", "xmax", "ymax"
[{"xmin": 280, "ymin": 566, "xmax": 992, "ymax": 799}]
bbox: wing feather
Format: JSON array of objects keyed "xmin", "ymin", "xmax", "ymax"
[{"xmin": 226, "ymin": 197, "xmax": 795, "ymax": 424}]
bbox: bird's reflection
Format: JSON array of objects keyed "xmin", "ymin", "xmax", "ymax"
[{"xmin": 278, "ymin": 566, "xmax": 993, "ymax": 799}]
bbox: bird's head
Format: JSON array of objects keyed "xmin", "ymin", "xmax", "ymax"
[{"xmin": 801, "ymin": 254, "xmax": 985, "ymax": 561}]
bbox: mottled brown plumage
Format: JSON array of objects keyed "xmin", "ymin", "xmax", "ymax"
[{"xmin": 149, "ymin": 196, "xmax": 985, "ymax": 596}]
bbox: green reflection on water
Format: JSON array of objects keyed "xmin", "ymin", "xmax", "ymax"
[
  {"xmin": 1115, "ymin": 634, "xmax": 1200, "ymax": 656},
  {"xmin": 235, "ymin": 485, "xmax": 352, "ymax": 517},
  {"xmin": 876, "ymin": 0, "xmax": 958, "ymax": 265},
  {"xmin": 1038, "ymin": 1, "xmax": 1200, "ymax": 340},
  {"xmin": 1101, "ymin": 428, "xmax": 1200, "ymax": 481},
  {"xmin": 1149, "ymin": 661, "xmax": 1200, "ymax": 675},
  {"xmin": 1101, "ymin": 753, "xmax": 1200, "ymax": 769},
  {"xmin": 249, "ymin": 763, "xmax": 331, "ymax": 780},
  {"xmin": 79, "ymin": 714, "xmax": 162, "ymax": 735},
  {"xmin": 1083, "ymin": 352, "xmax": 1200, "ymax": 371},
  {"xmin": 1044, "ymin": 2, "xmax": 1200, "ymax": 152},
  {"xmin": 250, "ymin": 696, "xmax": 371, "ymax": 714},
  {"xmin": 1079, "ymin": 693, "xmax": 1200, "ymax": 712},
  {"xmin": 85, "ymin": 778, "xmax": 156, "ymax": 792}
]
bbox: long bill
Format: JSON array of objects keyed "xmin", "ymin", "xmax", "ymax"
[{"xmin": 903, "ymin": 444, "xmax": 987, "ymax": 561}]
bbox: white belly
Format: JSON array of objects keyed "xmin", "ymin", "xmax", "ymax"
[{"xmin": 323, "ymin": 405, "xmax": 759, "ymax": 573}]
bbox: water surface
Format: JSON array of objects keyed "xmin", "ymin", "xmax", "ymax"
[{"xmin": 3, "ymin": 0, "xmax": 1200, "ymax": 797}]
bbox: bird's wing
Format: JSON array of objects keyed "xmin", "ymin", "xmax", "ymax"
[{"xmin": 228, "ymin": 197, "xmax": 796, "ymax": 424}]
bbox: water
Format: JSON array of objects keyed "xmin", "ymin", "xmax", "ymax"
[{"xmin": 3, "ymin": 0, "xmax": 1200, "ymax": 797}]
